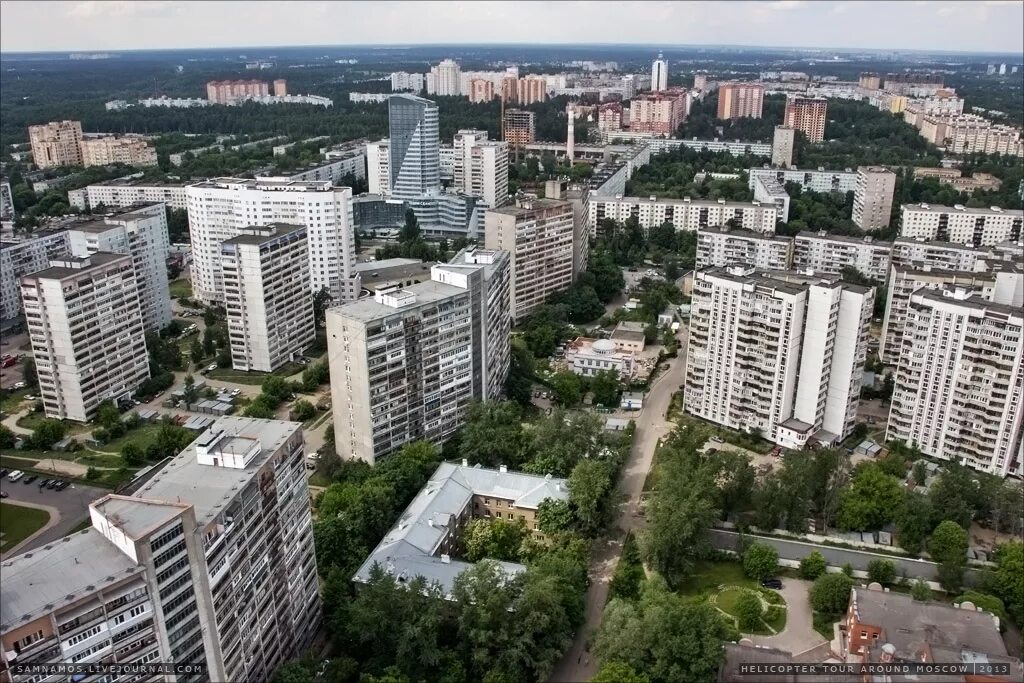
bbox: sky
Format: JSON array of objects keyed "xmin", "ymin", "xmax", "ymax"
[{"xmin": 1, "ymin": 0, "xmax": 1022, "ymax": 55}]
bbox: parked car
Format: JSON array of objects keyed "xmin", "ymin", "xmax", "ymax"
[
  {"xmin": 0, "ymin": 469, "xmax": 8, "ymax": 478},
  {"xmin": 761, "ymin": 578, "xmax": 783, "ymax": 589},
  {"xmin": 0, "ymin": 491, "xmax": 7, "ymax": 498},
  {"xmin": 206, "ymin": 364, "xmax": 218, "ymax": 373},
  {"xmin": 39, "ymin": 479, "xmax": 51, "ymax": 488},
  {"xmin": 24, "ymin": 395, "xmax": 37, "ymax": 401},
  {"xmin": 22, "ymin": 475, "xmax": 37, "ymax": 485},
  {"xmin": 12, "ymin": 381, "xmax": 26, "ymax": 390},
  {"xmin": 45, "ymin": 479, "xmax": 60, "ymax": 489},
  {"xmin": 7, "ymin": 470, "xmax": 24, "ymax": 482},
  {"xmin": 55, "ymin": 481, "xmax": 71, "ymax": 491}
]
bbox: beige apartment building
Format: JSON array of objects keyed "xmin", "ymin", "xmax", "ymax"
[
  {"xmin": 783, "ymin": 97, "xmax": 827, "ymax": 143},
  {"xmin": 629, "ymin": 90, "xmax": 689, "ymax": 135},
  {"xmin": 852, "ymin": 166, "xmax": 897, "ymax": 231},
  {"xmin": 717, "ymin": 82, "xmax": 765, "ymax": 119},
  {"xmin": 485, "ymin": 196, "xmax": 575, "ymax": 321},
  {"xmin": 80, "ymin": 136, "xmax": 158, "ymax": 167},
  {"xmin": 206, "ymin": 79, "xmax": 270, "ymax": 104},
  {"xmin": 28, "ymin": 120, "xmax": 83, "ymax": 168},
  {"xmin": 503, "ymin": 109, "xmax": 536, "ymax": 145}
]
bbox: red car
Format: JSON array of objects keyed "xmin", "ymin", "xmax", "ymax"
[{"xmin": 1, "ymin": 356, "xmax": 16, "ymax": 368}]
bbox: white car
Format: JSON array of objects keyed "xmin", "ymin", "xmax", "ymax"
[
  {"xmin": 24, "ymin": 395, "xmax": 37, "ymax": 401},
  {"xmin": 8, "ymin": 470, "xmax": 24, "ymax": 482},
  {"xmin": 12, "ymin": 381, "xmax": 26, "ymax": 390},
  {"xmin": 206, "ymin": 364, "xmax": 218, "ymax": 373}
]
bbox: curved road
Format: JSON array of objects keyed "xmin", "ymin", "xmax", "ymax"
[{"xmin": 549, "ymin": 331, "xmax": 687, "ymax": 683}]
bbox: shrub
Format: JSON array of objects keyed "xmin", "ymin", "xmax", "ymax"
[
  {"xmin": 800, "ymin": 551, "xmax": 827, "ymax": 580},
  {"xmin": 735, "ymin": 591, "xmax": 764, "ymax": 632},
  {"xmin": 867, "ymin": 559, "xmax": 896, "ymax": 586},
  {"xmin": 810, "ymin": 573, "xmax": 854, "ymax": 613},
  {"xmin": 911, "ymin": 579, "xmax": 932, "ymax": 601},
  {"xmin": 742, "ymin": 542, "xmax": 779, "ymax": 581},
  {"xmin": 85, "ymin": 467, "xmax": 102, "ymax": 481}
]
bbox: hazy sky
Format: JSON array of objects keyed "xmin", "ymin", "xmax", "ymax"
[{"xmin": 1, "ymin": 1, "xmax": 1022, "ymax": 54}]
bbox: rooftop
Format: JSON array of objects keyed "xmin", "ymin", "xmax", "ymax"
[
  {"xmin": 487, "ymin": 197, "xmax": 572, "ymax": 217},
  {"xmin": 189, "ymin": 177, "xmax": 335, "ymax": 191},
  {"xmin": 902, "ymin": 203, "xmax": 1023, "ymax": 217},
  {"xmin": 329, "ymin": 279, "xmax": 466, "ymax": 324},
  {"xmin": 131, "ymin": 416, "xmax": 300, "ymax": 526},
  {"xmin": 703, "ymin": 226, "xmax": 794, "ymax": 243},
  {"xmin": 354, "ymin": 462, "xmax": 568, "ymax": 596},
  {"xmin": 596, "ymin": 195, "xmax": 773, "ymax": 210},
  {"xmin": 852, "ymin": 587, "xmax": 1007, "ymax": 656},
  {"xmin": 23, "ymin": 252, "xmax": 130, "ymax": 281},
  {"xmin": 797, "ymin": 230, "xmax": 893, "ymax": 247},
  {"xmin": 0, "ymin": 528, "xmax": 143, "ymax": 631},
  {"xmin": 701, "ymin": 266, "xmax": 807, "ymax": 297},
  {"xmin": 220, "ymin": 222, "xmax": 306, "ymax": 246},
  {"xmin": 91, "ymin": 494, "xmax": 190, "ymax": 540}
]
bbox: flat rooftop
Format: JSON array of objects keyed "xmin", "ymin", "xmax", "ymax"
[
  {"xmin": 189, "ymin": 177, "xmax": 333, "ymax": 191},
  {"xmin": 487, "ymin": 197, "xmax": 571, "ymax": 216},
  {"xmin": 595, "ymin": 195, "xmax": 773, "ymax": 210},
  {"xmin": 356, "ymin": 260, "xmax": 436, "ymax": 289},
  {"xmin": 131, "ymin": 416, "xmax": 301, "ymax": 527},
  {"xmin": 24, "ymin": 252, "xmax": 130, "ymax": 281},
  {"xmin": 702, "ymin": 266, "xmax": 807, "ymax": 296},
  {"xmin": 329, "ymin": 279, "xmax": 466, "ymax": 324},
  {"xmin": 0, "ymin": 528, "xmax": 143, "ymax": 631},
  {"xmin": 91, "ymin": 495, "xmax": 190, "ymax": 540},
  {"xmin": 798, "ymin": 231, "xmax": 893, "ymax": 247},
  {"xmin": 703, "ymin": 226, "xmax": 794, "ymax": 243},
  {"xmin": 221, "ymin": 222, "xmax": 305, "ymax": 246},
  {"xmin": 902, "ymin": 203, "xmax": 1023, "ymax": 217}
]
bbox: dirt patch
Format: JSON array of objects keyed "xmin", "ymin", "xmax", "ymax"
[{"xmin": 32, "ymin": 459, "xmax": 89, "ymax": 477}]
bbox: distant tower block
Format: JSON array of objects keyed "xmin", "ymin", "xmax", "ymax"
[{"xmin": 566, "ymin": 103, "xmax": 575, "ymax": 167}]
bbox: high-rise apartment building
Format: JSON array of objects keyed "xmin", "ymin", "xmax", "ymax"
[
  {"xmin": 0, "ymin": 417, "xmax": 321, "ymax": 682},
  {"xmin": 858, "ymin": 72, "xmax": 882, "ymax": 90},
  {"xmin": 273, "ymin": 79, "xmax": 287, "ymax": 96},
  {"xmin": 597, "ymin": 102, "xmax": 624, "ymax": 133},
  {"xmin": 0, "ymin": 230, "xmax": 71, "ymax": 324},
  {"xmin": 327, "ymin": 249, "xmax": 510, "ymax": 464},
  {"xmin": 80, "ymin": 137, "xmax": 158, "ymax": 167},
  {"xmin": 852, "ymin": 166, "xmax": 897, "ymax": 231},
  {"xmin": 0, "ymin": 176, "xmax": 14, "ymax": 220},
  {"xmin": 66, "ymin": 203, "xmax": 173, "ymax": 332},
  {"xmin": 685, "ymin": 266, "xmax": 872, "ymax": 449},
  {"xmin": 20, "ymin": 254, "xmax": 150, "ymax": 422},
  {"xmin": 784, "ymin": 97, "xmax": 828, "ymax": 143},
  {"xmin": 747, "ymin": 167, "xmax": 858, "ymax": 194},
  {"xmin": 717, "ymin": 82, "xmax": 765, "ymax": 119},
  {"xmin": 485, "ymin": 196, "xmax": 576, "ymax": 321},
  {"xmin": 793, "ymin": 231, "xmax": 893, "ymax": 283},
  {"xmin": 889, "ymin": 237, "xmax": 1008, "ymax": 272},
  {"xmin": 390, "ymin": 71, "xmax": 425, "ymax": 92},
  {"xmin": 516, "ymin": 76, "xmax": 547, "ymax": 105},
  {"xmin": 771, "ymin": 125, "xmax": 795, "ymax": 168},
  {"xmin": 651, "ymin": 53, "xmax": 669, "ymax": 92},
  {"xmin": 453, "ymin": 130, "xmax": 488, "ymax": 195},
  {"xmin": 220, "ymin": 224, "xmax": 315, "ymax": 372},
  {"xmin": 186, "ymin": 178, "xmax": 357, "ymax": 304},
  {"xmin": 365, "ymin": 139, "xmax": 391, "ymax": 196},
  {"xmin": 900, "ymin": 203, "xmax": 1023, "ymax": 246},
  {"xmin": 545, "ymin": 179, "xmax": 591, "ymax": 279},
  {"xmin": 503, "ymin": 109, "xmax": 536, "ymax": 145},
  {"xmin": 629, "ymin": 90, "xmax": 688, "ymax": 135},
  {"xmin": 469, "ymin": 78, "xmax": 495, "ymax": 103},
  {"xmin": 427, "ymin": 59, "xmax": 461, "ymax": 96},
  {"xmin": 206, "ymin": 79, "xmax": 269, "ymax": 104},
  {"xmin": 388, "ymin": 94, "xmax": 441, "ymax": 200},
  {"xmin": 452, "ymin": 130, "xmax": 508, "ymax": 208},
  {"xmin": 887, "ymin": 288, "xmax": 1023, "ymax": 476},
  {"xmin": 28, "ymin": 120, "xmax": 83, "ymax": 169},
  {"xmin": 695, "ymin": 226, "xmax": 793, "ymax": 271}
]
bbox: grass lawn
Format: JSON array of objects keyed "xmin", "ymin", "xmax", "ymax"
[
  {"xmin": 308, "ymin": 471, "xmax": 331, "ymax": 488},
  {"xmin": 677, "ymin": 560, "xmax": 758, "ymax": 595},
  {"xmin": 0, "ymin": 502, "xmax": 51, "ymax": 552},
  {"xmin": 813, "ymin": 611, "xmax": 841, "ymax": 639},
  {"xmin": 169, "ymin": 279, "xmax": 193, "ymax": 298},
  {"xmin": 98, "ymin": 424, "xmax": 162, "ymax": 454},
  {"xmin": 208, "ymin": 361, "xmax": 305, "ymax": 385},
  {"xmin": 0, "ymin": 389, "xmax": 28, "ymax": 413},
  {"xmin": 15, "ymin": 412, "xmax": 91, "ymax": 435},
  {"xmin": 715, "ymin": 586, "xmax": 788, "ymax": 635}
]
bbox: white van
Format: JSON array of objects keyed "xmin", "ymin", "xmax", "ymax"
[{"xmin": 8, "ymin": 470, "xmax": 25, "ymax": 482}]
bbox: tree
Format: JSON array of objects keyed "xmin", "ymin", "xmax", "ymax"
[
  {"xmin": 399, "ymin": 208, "xmax": 421, "ymax": 243},
  {"xmin": 189, "ymin": 338, "xmax": 204, "ymax": 367},
  {"xmin": 742, "ymin": 543, "xmax": 779, "ymax": 581},
  {"xmin": 837, "ymin": 462, "xmax": 904, "ymax": 531},
  {"xmin": 504, "ymin": 338, "xmax": 535, "ymax": 406},
  {"xmin": 911, "ymin": 579, "xmax": 932, "ymax": 601},
  {"xmin": 735, "ymin": 591, "xmax": 764, "ymax": 632},
  {"xmin": 593, "ymin": 662, "xmax": 650, "ymax": 683},
  {"xmin": 537, "ymin": 499, "xmax": 574, "ymax": 536},
  {"xmin": 181, "ymin": 374, "xmax": 199, "ymax": 409},
  {"xmin": 526, "ymin": 409, "xmax": 605, "ymax": 477},
  {"xmin": 609, "ymin": 533, "xmax": 645, "ymax": 601},
  {"xmin": 86, "ymin": 467, "xmax": 101, "ymax": 480},
  {"xmin": 810, "ymin": 574, "xmax": 854, "ymax": 614},
  {"xmin": 912, "ymin": 461, "xmax": 928, "ymax": 487},
  {"xmin": 867, "ymin": 559, "xmax": 896, "ymax": 586},
  {"xmin": 463, "ymin": 518, "xmax": 528, "ymax": 562},
  {"xmin": 202, "ymin": 328, "xmax": 216, "ymax": 357},
  {"xmin": 0, "ymin": 424, "xmax": 15, "ymax": 449},
  {"xmin": 990, "ymin": 541, "xmax": 1024, "ymax": 625},
  {"xmin": 590, "ymin": 369, "xmax": 621, "ymax": 408},
  {"xmin": 896, "ymin": 491, "xmax": 933, "ymax": 555},
  {"xmin": 312, "ymin": 286, "xmax": 332, "ymax": 327},
  {"xmin": 291, "ymin": 399, "xmax": 316, "ymax": 421},
  {"xmin": 21, "ymin": 356, "xmax": 37, "ymax": 389},
  {"xmin": 29, "ymin": 419, "xmax": 67, "ymax": 450},
  {"xmin": 929, "ymin": 521, "xmax": 968, "ymax": 593},
  {"xmin": 927, "ymin": 465, "xmax": 978, "ymax": 529},
  {"xmin": 800, "ymin": 551, "xmax": 828, "ymax": 580},
  {"xmin": 568, "ymin": 458, "xmax": 614, "ymax": 534},
  {"xmin": 459, "ymin": 401, "xmax": 530, "ymax": 469},
  {"xmin": 121, "ymin": 443, "xmax": 145, "ymax": 467},
  {"xmin": 549, "ymin": 371, "xmax": 582, "ymax": 407}
]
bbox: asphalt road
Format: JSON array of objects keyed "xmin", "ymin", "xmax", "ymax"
[
  {"xmin": 549, "ymin": 329, "xmax": 688, "ymax": 683},
  {"xmin": 0, "ymin": 476, "xmax": 107, "ymax": 558}
]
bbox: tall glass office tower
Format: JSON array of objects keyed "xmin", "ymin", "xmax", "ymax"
[{"xmin": 389, "ymin": 94, "xmax": 441, "ymax": 199}]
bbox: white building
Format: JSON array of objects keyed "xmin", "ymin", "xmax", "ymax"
[
  {"xmin": 348, "ymin": 93, "xmax": 390, "ymax": 104},
  {"xmin": 899, "ymin": 204, "xmax": 1023, "ymax": 247},
  {"xmin": 685, "ymin": 266, "xmax": 872, "ymax": 449},
  {"xmin": 327, "ymin": 249, "xmax": 510, "ymax": 465},
  {"xmin": 452, "ymin": 130, "xmax": 509, "ymax": 209},
  {"xmin": 365, "ymin": 139, "xmax": 391, "ymax": 196},
  {"xmin": 0, "ymin": 177, "xmax": 14, "ymax": 220},
  {"xmin": 68, "ymin": 181, "xmax": 189, "ymax": 212},
  {"xmin": 887, "ymin": 288, "xmax": 1023, "ymax": 477},
  {"xmin": 427, "ymin": 59, "xmax": 462, "ymax": 96},
  {"xmin": 185, "ymin": 178, "xmax": 357, "ymax": 304},
  {"xmin": 566, "ymin": 337, "xmax": 635, "ymax": 380},
  {"xmin": 66, "ymin": 203, "xmax": 173, "ymax": 332},
  {"xmin": 485, "ymin": 196, "xmax": 576, "ymax": 321},
  {"xmin": 750, "ymin": 173, "xmax": 791, "ymax": 222},
  {"xmin": 391, "ymin": 71, "xmax": 425, "ymax": 92},
  {"xmin": 0, "ymin": 229, "xmax": 70, "ymax": 324},
  {"xmin": 20, "ymin": 253, "xmax": 150, "ymax": 422},
  {"xmin": 139, "ymin": 96, "xmax": 211, "ymax": 108},
  {"xmin": 772, "ymin": 126, "xmax": 795, "ymax": 168},
  {"xmin": 793, "ymin": 231, "xmax": 893, "ymax": 283},
  {"xmin": 747, "ymin": 167, "xmax": 858, "ymax": 194},
  {"xmin": 890, "ymin": 237, "xmax": 999, "ymax": 272},
  {"xmin": 852, "ymin": 166, "xmax": 897, "ymax": 232},
  {"xmin": 651, "ymin": 53, "xmax": 669, "ymax": 92},
  {"xmin": 648, "ymin": 138, "xmax": 773, "ymax": 157},
  {"xmin": 696, "ymin": 226, "xmax": 793, "ymax": 270},
  {"xmin": 590, "ymin": 196, "xmax": 778, "ymax": 235},
  {"xmin": 220, "ymin": 224, "xmax": 315, "ymax": 372}
]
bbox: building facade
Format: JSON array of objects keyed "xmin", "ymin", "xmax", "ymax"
[
  {"xmin": 717, "ymin": 82, "xmax": 765, "ymax": 119},
  {"xmin": 696, "ymin": 226, "xmax": 793, "ymax": 270},
  {"xmin": 68, "ymin": 181, "xmax": 189, "ymax": 212},
  {"xmin": 220, "ymin": 224, "xmax": 315, "ymax": 372},
  {"xmin": 388, "ymin": 94, "xmax": 441, "ymax": 200},
  {"xmin": 899, "ymin": 203, "xmax": 1023, "ymax": 247},
  {"xmin": 747, "ymin": 167, "xmax": 858, "ymax": 194},
  {"xmin": 771, "ymin": 126, "xmax": 795, "ymax": 168},
  {"xmin": 427, "ymin": 59, "xmax": 461, "ymax": 96},
  {"xmin": 485, "ymin": 196, "xmax": 575, "ymax": 321},
  {"xmin": 887, "ymin": 288, "xmax": 1023, "ymax": 476},
  {"xmin": 589, "ymin": 196, "xmax": 778, "ymax": 235},
  {"xmin": 452, "ymin": 130, "xmax": 510, "ymax": 208},
  {"xmin": 66, "ymin": 203, "xmax": 173, "ymax": 332},
  {"xmin": 0, "ymin": 230, "xmax": 71, "ymax": 325},
  {"xmin": 852, "ymin": 166, "xmax": 897, "ymax": 232},
  {"xmin": 79, "ymin": 137, "xmax": 158, "ymax": 168},
  {"xmin": 793, "ymin": 231, "xmax": 893, "ymax": 283},
  {"xmin": 206, "ymin": 79, "xmax": 270, "ymax": 104},
  {"xmin": 685, "ymin": 266, "xmax": 872, "ymax": 449},
  {"xmin": 651, "ymin": 54, "xmax": 669, "ymax": 92},
  {"xmin": 185, "ymin": 178, "xmax": 358, "ymax": 304},
  {"xmin": 783, "ymin": 97, "xmax": 828, "ymax": 143},
  {"xmin": 20, "ymin": 254, "xmax": 150, "ymax": 422},
  {"xmin": 28, "ymin": 120, "xmax": 83, "ymax": 169},
  {"xmin": 365, "ymin": 139, "xmax": 391, "ymax": 196},
  {"xmin": 628, "ymin": 90, "xmax": 688, "ymax": 136},
  {"xmin": 503, "ymin": 109, "xmax": 536, "ymax": 146}
]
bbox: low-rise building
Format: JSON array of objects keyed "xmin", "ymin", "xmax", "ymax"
[
  {"xmin": 220, "ymin": 224, "xmax": 315, "ymax": 372},
  {"xmin": 610, "ymin": 321, "xmax": 647, "ymax": 354},
  {"xmin": 68, "ymin": 180, "xmax": 189, "ymax": 211},
  {"xmin": 900, "ymin": 203, "xmax": 1023, "ymax": 247},
  {"xmin": 696, "ymin": 226, "xmax": 793, "ymax": 270},
  {"xmin": 566, "ymin": 337, "xmax": 635, "ymax": 380},
  {"xmin": 590, "ymin": 196, "xmax": 779, "ymax": 235},
  {"xmin": 793, "ymin": 231, "xmax": 893, "ymax": 283}
]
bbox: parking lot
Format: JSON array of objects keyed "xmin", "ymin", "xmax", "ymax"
[{"xmin": 0, "ymin": 475, "xmax": 107, "ymax": 557}]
